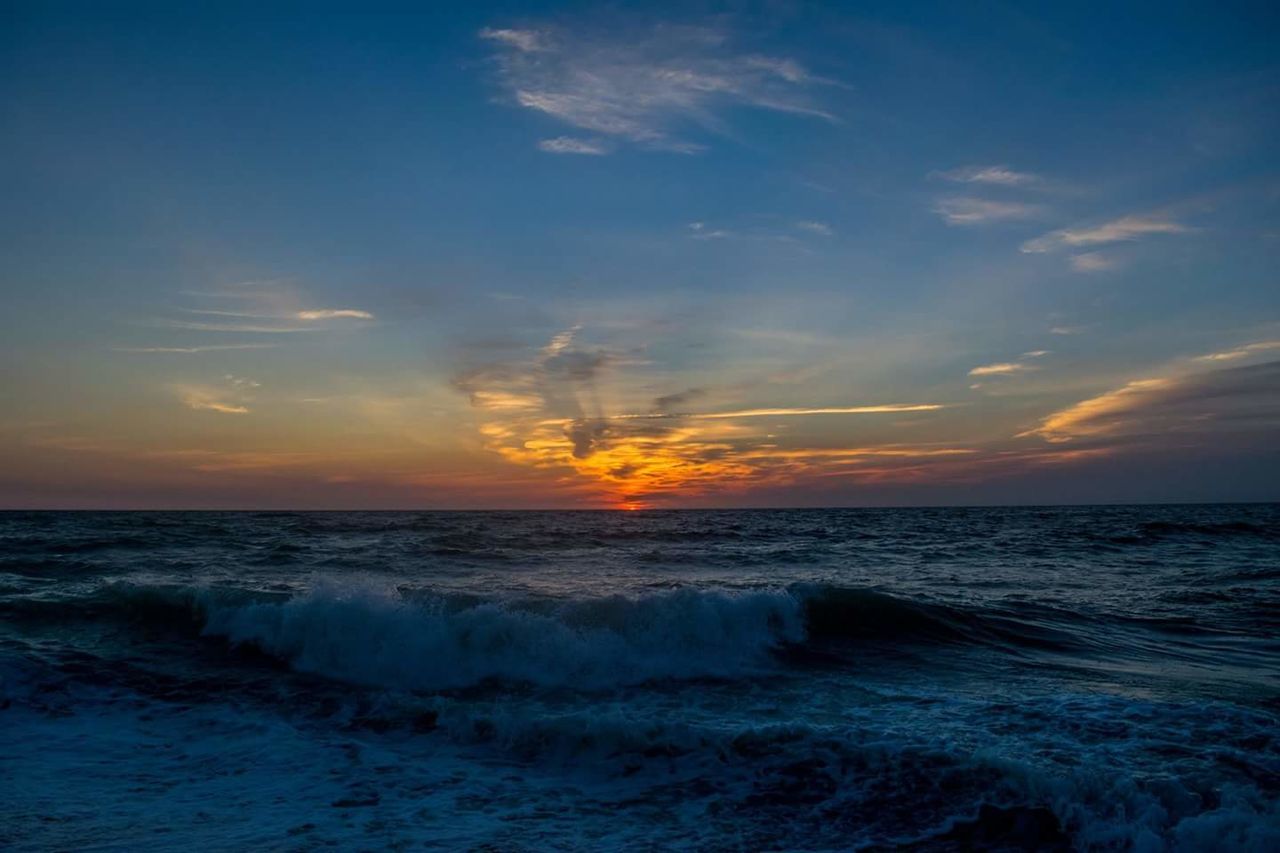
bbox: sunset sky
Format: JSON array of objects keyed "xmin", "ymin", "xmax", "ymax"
[{"xmin": 3, "ymin": 2, "xmax": 1278, "ymax": 508}]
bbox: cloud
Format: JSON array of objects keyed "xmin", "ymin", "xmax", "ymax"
[
  {"xmin": 935, "ymin": 165, "xmax": 1042, "ymax": 187},
  {"xmin": 688, "ymin": 221, "xmax": 731, "ymax": 239},
  {"xmin": 664, "ymin": 404, "xmax": 943, "ymax": 419},
  {"xmin": 147, "ymin": 289, "xmax": 376, "ymax": 337},
  {"xmin": 1069, "ymin": 252, "xmax": 1116, "ymax": 273},
  {"xmin": 174, "ymin": 374, "xmax": 259, "ymax": 415},
  {"xmin": 688, "ymin": 219, "xmax": 833, "ymax": 243},
  {"xmin": 296, "ymin": 309, "xmax": 375, "ymax": 320},
  {"xmin": 1194, "ymin": 340, "xmax": 1280, "ymax": 362},
  {"xmin": 177, "ymin": 387, "xmax": 251, "ymax": 415},
  {"xmin": 932, "ymin": 197, "xmax": 1042, "ymax": 226},
  {"xmin": 114, "ymin": 344, "xmax": 277, "ymax": 353},
  {"xmin": 1050, "ymin": 325, "xmax": 1084, "ymax": 335},
  {"xmin": 969, "ymin": 349, "xmax": 1049, "ymax": 377},
  {"xmin": 538, "ymin": 136, "xmax": 610, "ymax": 155},
  {"xmin": 1020, "ymin": 361, "xmax": 1280, "ymax": 444},
  {"xmin": 489, "ymin": 414, "xmax": 965, "ymax": 506},
  {"xmin": 795, "ymin": 220, "xmax": 833, "ymax": 236},
  {"xmin": 1022, "ymin": 378, "xmax": 1171, "ymax": 441},
  {"xmin": 651, "ymin": 388, "xmax": 706, "ymax": 413},
  {"xmin": 452, "ymin": 328, "xmax": 951, "ymax": 506},
  {"xmin": 565, "ymin": 418, "xmax": 611, "ymax": 459},
  {"xmin": 465, "ymin": 390, "xmax": 545, "ymax": 411},
  {"xmin": 479, "ymin": 22, "xmax": 838, "ymax": 153},
  {"xmin": 156, "ymin": 319, "xmax": 318, "ymax": 334},
  {"xmin": 538, "ymin": 403, "xmax": 944, "ymax": 423},
  {"xmin": 1022, "ymin": 215, "xmax": 1191, "ymax": 253},
  {"xmin": 479, "ymin": 27, "xmax": 547, "ymax": 53},
  {"xmin": 969, "ymin": 362, "xmax": 1032, "ymax": 377},
  {"xmin": 543, "ymin": 325, "xmax": 580, "ymax": 356},
  {"xmin": 185, "ymin": 399, "xmax": 249, "ymax": 415},
  {"xmin": 544, "ymin": 348, "xmax": 614, "ymax": 381},
  {"xmin": 451, "ymin": 325, "xmax": 620, "ymax": 418}
]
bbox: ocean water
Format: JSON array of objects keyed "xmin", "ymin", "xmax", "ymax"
[{"xmin": 1, "ymin": 506, "xmax": 1278, "ymax": 851}]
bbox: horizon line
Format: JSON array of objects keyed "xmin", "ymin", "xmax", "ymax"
[{"xmin": 2, "ymin": 499, "xmax": 1275, "ymax": 512}]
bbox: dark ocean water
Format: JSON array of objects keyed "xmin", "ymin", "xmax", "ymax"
[{"xmin": 1, "ymin": 506, "xmax": 1278, "ymax": 851}]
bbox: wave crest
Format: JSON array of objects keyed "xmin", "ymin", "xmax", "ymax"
[
  {"xmin": 201, "ymin": 581, "xmax": 805, "ymax": 690},
  {"xmin": 3, "ymin": 580, "xmax": 1099, "ymax": 690}
]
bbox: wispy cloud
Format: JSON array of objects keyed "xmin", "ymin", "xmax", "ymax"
[
  {"xmin": 146, "ymin": 286, "xmax": 375, "ymax": 338},
  {"xmin": 154, "ymin": 319, "xmax": 318, "ymax": 334},
  {"xmin": 296, "ymin": 309, "xmax": 375, "ymax": 320},
  {"xmin": 1021, "ymin": 360, "xmax": 1280, "ymax": 444},
  {"xmin": 1194, "ymin": 340, "xmax": 1280, "ymax": 362},
  {"xmin": 480, "ymin": 22, "xmax": 839, "ymax": 154},
  {"xmin": 699, "ymin": 404, "xmax": 940, "ymax": 419},
  {"xmin": 182, "ymin": 398, "xmax": 249, "ymax": 415},
  {"xmin": 584, "ymin": 404, "xmax": 945, "ymax": 421},
  {"xmin": 969, "ymin": 362, "xmax": 1032, "ymax": 377},
  {"xmin": 651, "ymin": 388, "xmax": 706, "ymax": 414},
  {"xmin": 935, "ymin": 164, "xmax": 1042, "ymax": 187},
  {"xmin": 688, "ymin": 221, "xmax": 731, "ymax": 239},
  {"xmin": 1022, "ymin": 215, "xmax": 1191, "ymax": 253},
  {"xmin": 175, "ymin": 375, "xmax": 259, "ymax": 415},
  {"xmin": 114, "ymin": 344, "xmax": 277, "ymax": 354},
  {"xmin": 1022, "ymin": 379, "xmax": 1169, "ymax": 441},
  {"xmin": 478, "ymin": 27, "xmax": 547, "ymax": 53},
  {"xmin": 795, "ymin": 220, "xmax": 833, "ymax": 236},
  {"xmin": 932, "ymin": 197, "xmax": 1042, "ymax": 226},
  {"xmin": 969, "ymin": 349, "xmax": 1050, "ymax": 377},
  {"xmin": 538, "ymin": 136, "xmax": 610, "ymax": 155},
  {"xmin": 1068, "ymin": 252, "xmax": 1116, "ymax": 273},
  {"xmin": 467, "ymin": 390, "xmax": 545, "ymax": 411},
  {"xmin": 688, "ymin": 219, "xmax": 834, "ymax": 243}
]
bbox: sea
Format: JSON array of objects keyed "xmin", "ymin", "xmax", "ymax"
[{"xmin": 1, "ymin": 505, "xmax": 1278, "ymax": 851}]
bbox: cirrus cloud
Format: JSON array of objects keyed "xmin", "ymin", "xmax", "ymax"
[
  {"xmin": 935, "ymin": 164, "xmax": 1042, "ymax": 187},
  {"xmin": 1194, "ymin": 340, "xmax": 1280, "ymax": 363},
  {"xmin": 538, "ymin": 136, "xmax": 610, "ymax": 155},
  {"xmin": 1021, "ymin": 215, "xmax": 1191, "ymax": 254},
  {"xmin": 296, "ymin": 309, "xmax": 375, "ymax": 321},
  {"xmin": 1020, "ymin": 361, "xmax": 1280, "ymax": 444},
  {"xmin": 480, "ymin": 22, "xmax": 839, "ymax": 154},
  {"xmin": 932, "ymin": 197, "xmax": 1043, "ymax": 226},
  {"xmin": 175, "ymin": 375, "xmax": 260, "ymax": 415}
]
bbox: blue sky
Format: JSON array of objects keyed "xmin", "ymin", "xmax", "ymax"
[{"xmin": 2, "ymin": 2, "xmax": 1278, "ymax": 507}]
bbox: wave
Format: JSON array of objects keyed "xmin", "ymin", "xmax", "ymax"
[
  {"xmin": 420, "ymin": 702, "xmax": 1279, "ymax": 850},
  {"xmin": 5, "ymin": 580, "xmax": 1278, "ymax": 850},
  {"xmin": 0, "ymin": 579, "xmax": 1102, "ymax": 692},
  {"xmin": 10, "ymin": 649, "xmax": 1269, "ymax": 853},
  {"xmin": 1088, "ymin": 518, "xmax": 1280, "ymax": 546},
  {"xmin": 1138, "ymin": 519, "xmax": 1277, "ymax": 539},
  {"xmin": 200, "ymin": 581, "xmax": 805, "ymax": 690},
  {"xmin": 797, "ymin": 583, "xmax": 1083, "ymax": 652}
]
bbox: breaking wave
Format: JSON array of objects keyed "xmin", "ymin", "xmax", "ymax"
[{"xmin": 4, "ymin": 579, "xmax": 1107, "ymax": 691}]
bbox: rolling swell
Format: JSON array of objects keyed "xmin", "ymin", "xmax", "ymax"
[{"xmin": 797, "ymin": 584, "xmax": 1084, "ymax": 653}]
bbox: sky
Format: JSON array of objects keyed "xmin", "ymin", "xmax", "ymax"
[{"xmin": 1, "ymin": 1, "xmax": 1278, "ymax": 509}]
